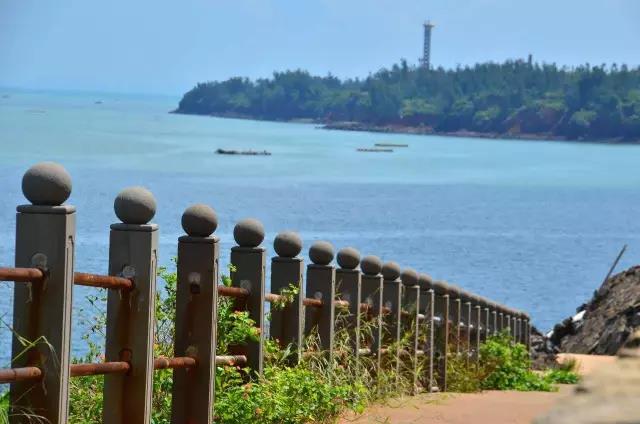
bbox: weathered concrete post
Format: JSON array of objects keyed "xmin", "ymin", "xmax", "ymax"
[
  {"xmin": 382, "ymin": 261, "xmax": 402, "ymax": 383},
  {"xmin": 230, "ymin": 218, "xmax": 266, "ymax": 374},
  {"xmin": 171, "ymin": 204, "xmax": 219, "ymax": 424},
  {"xmin": 104, "ymin": 186, "xmax": 158, "ymax": 424},
  {"xmin": 335, "ymin": 247, "xmax": 362, "ymax": 358},
  {"xmin": 360, "ymin": 255, "xmax": 383, "ymax": 385},
  {"xmin": 432, "ymin": 280, "xmax": 450, "ymax": 392},
  {"xmin": 462, "ymin": 296, "xmax": 472, "ymax": 362},
  {"xmin": 491, "ymin": 303, "xmax": 498, "ymax": 335},
  {"xmin": 401, "ymin": 268, "xmax": 420, "ymax": 394},
  {"xmin": 11, "ymin": 162, "xmax": 75, "ymax": 424},
  {"xmin": 452, "ymin": 289, "xmax": 462, "ymax": 354},
  {"xmin": 473, "ymin": 303, "xmax": 482, "ymax": 364},
  {"xmin": 304, "ymin": 241, "xmax": 336, "ymax": 361},
  {"xmin": 418, "ymin": 273, "xmax": 435, "ymax": 392},
  {"xmin": 499, "ymin": 311, "xmax": 505, "ymax": 333},
  {"xmin": 482, "ymin": 302, "xmax": 491, "ymax": 343},
  {"xmin": 524, "ymin": 314, "xmax": 531, "ymax": 352},
  {"xmin": 270, "ymin": 231, "xmax": 304, "ymax": 361}
]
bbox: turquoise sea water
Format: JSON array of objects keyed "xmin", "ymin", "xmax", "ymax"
[{"xmin": 1, "ymin": 89, "xmax": 639, "ymax": 364}]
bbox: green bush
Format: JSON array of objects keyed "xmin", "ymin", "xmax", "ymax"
[
  {"xmin": 0, "ymin": 391, "xmax": 8, "ymax": 424},
  {"xmin": 480, "ymin": 332, "xmax": 553, "ymax": 391},
  {"xmin": 544, "ymin": 369, "xmax": 580, "ymax": 385},
  {"xmin": 446, "ymin": 353, "xmax": 483, "ymax": 393}
]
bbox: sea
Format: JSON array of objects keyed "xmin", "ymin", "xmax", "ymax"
[{"xmin": 1, "ymin": 88, "xmax": 639, "ymax": 365}]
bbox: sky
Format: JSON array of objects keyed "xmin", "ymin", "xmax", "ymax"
[{"xmin": 0, "ymin": 0, "xmax": 639, "ymax": 95}]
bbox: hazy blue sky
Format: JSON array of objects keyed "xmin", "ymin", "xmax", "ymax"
[{"xmin": 1, "ymin": 0, "xmax": 638, "ymax": 95}]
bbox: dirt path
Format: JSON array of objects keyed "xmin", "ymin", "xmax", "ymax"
[{"xmin": 340, "ymin": 354, "xmax": 614, "ymax": 424}]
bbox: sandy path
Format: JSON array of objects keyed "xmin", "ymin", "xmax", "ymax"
[{"xmin": 340, "ymin": 354, "xmax": 613, "ymax": 424}]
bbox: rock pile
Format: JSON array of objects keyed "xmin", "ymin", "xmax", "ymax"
[{"xmin": 551, "ymin": 266, "xmax": 640, "ymax": 354}]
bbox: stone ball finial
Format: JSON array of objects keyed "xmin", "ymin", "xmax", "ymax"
[
  {"xmin": 273, "ymin": 231, "xmax": 302, "ymax": 258},
  {"xmin": 418, "ymin": 273, "xmax": 433, "ymax": 290},
  {"xmin": 337, "ymin": 247, "xmax": 360, "ymax": 270},
  {"xmin": 431, "ymin": 280, "xmax": 448, "ymax": 295},
  {"xmin": 361, "ymin": 255, "xmax": 382, "ymax": 276},
  {"xmin": 447, "ymin": 284, "xmax": 462, "ymax": 298},
  {"xmin": 309, "ymin": 241, "xmax": 334, "ymax": 265},
  {"xmin": 401, "ymin": 268, "xmax": 418, "ymax": 286},
  {"xmin": 22, "ymin": 162, "xmax": 72, "ymax": 206},
  {"xmin": 382, "ymin": 261, "xmax": 401, "ymax": 280},
  {"xmin": 114, "ymin": 186, "xmax": 156, "ymax": 225},
  {"xmin": 233, "ymin": 218, "xmax": 265, "ymax": 247},
  {"xmin": 181, "ymin": 204, "xmax": 217, "ymax": 237}
]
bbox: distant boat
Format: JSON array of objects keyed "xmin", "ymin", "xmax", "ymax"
[
  {"xmin": 357, "ymin": 148, "xmax": 393, "ymax": 152},
  {"xmin": 95, "ymin": 100, "xmax": 103, "ymax": 105},
  {"xmin": 375, "ymin": 143, "xmax": 408, "ymax": 147},
  {"xmin": 216, "ymin": 148, "xmax": 272, "ymax": 156},
  {"xmin": 1, "ymin": 94, "xmax": 9, "ymax": 99}
]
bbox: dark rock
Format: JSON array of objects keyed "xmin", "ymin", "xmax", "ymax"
[{"xmin": 554, "ymin": 266, "xmax": 640, "ymax": 355}]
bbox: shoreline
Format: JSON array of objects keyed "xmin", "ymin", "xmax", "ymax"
[
  {"xmin": 171, "ymin": 110, "xmax": 640, "ymax": 145},
  {"xmin": 321, "ymin": 122, "xmax": 640, "ymax": 145}
]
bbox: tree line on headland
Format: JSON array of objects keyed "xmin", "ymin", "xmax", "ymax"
[{"xmin": 175, "ymin": 60, "xmax": 640, "ymax": 142}]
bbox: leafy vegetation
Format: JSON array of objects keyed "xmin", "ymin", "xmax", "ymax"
[
  {"xmin": 1, "ymin": 265, "xmax": 579, "ymax": 423},
  {"xmin": 177, "ymin": 60, "xmax": 640, "ymax": 141},
  {"xmin": 446, "ymin": 332, "xmax": 580, "ymax": 393},
  {"xmin": 481, "ymin": 332, "xmax": 554, "ymax": 391},
  {"xmin": 66, "ymin": 263, "xmax": 396, "ymax": 423},
  {"xmin": 0, "ymin": 391, "xmax": 7, "ymax": 424}
]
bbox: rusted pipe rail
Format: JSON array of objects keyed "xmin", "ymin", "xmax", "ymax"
[
  {"xmin": 154, "ymin": 356, "xmax": 197, "ymax": 370},
  {"xmin": 217, "ymin": 285, "xmax": 250, "ymax": 298},
  {"xmin": 0, "ymin": 267, "xmax": 45, "ymax": 283},
  {"xmin": 73, "ymin": 272, "xmax": 133, "ymax": 290},
  {"xmin": 0, "ymin": 366, "xmax": 43, "ymax": 384},
  {"xmin": 71, "ymin": 361, "xmax": 131, "ymax": 377},
  {"xmin": 266, "ymin": 292, "xmax": 349, "ymax": 309},
  {"xmin": 215, "ymin": 355, "xmax": 247, "ymax": 366}
]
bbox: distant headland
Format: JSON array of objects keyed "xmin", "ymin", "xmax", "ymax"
[{"xmin": 174, "ymin": 60, "xmax": 640, "ymax": 143}]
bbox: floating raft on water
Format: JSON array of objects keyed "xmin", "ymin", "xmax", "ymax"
[
  {"xmin": 216, "ymin": 148, "xmax": 272, "ymax": 156},
  {"xmin": 357, "ymin": 148, "xmax": 393, "ymax": 152},
  {"xmin": 375, "ymin": 143, "xmax": 408, "ymax": 147}
]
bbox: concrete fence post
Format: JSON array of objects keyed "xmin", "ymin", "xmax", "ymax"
[
  {"xmin": 482, "ymin": 305, "xmax": 490, "ymax": 342},
  {"xmin": 418, "ymin": 273, "xmax": 435, "ymax": 392},
  {"xmin": 304, "ymin": 241, "xmax": 336, "ymax": 362},
  {"xmin": 381, "ymin": 261, "xmax": 402, "ymax": 384},
  {"xmin": 452, "ymin": 294, "xmax": 462, "ymax": 354},
  {"xmin": 499, "ymin": 312, "xmax": 505, "ymax": 333},
  {"xmin": 473, "ymin": 304, "xmax": 481, "ymax": 364},
  {"xmin": 524, "ymin": 315, "xmax": 531, "ymax": 351},
  {"xmin": 230, "ymin": 218, "xmax": 266, "ymax": 374},
  {"xmin": 432, "ymin": 280, "xmax": 450, "ymax": 392},
  {"xmin": 171, "ymin": 204, "xmax": 219, "ymax": 424},
  {"xmin": 360, "ymin": 256, "xmax": 384, "ymax": 387},
  {"xmin": 463, "ymin": 298, "xmax": 472, "ymax": 362},
  {"xmin": 491, "ymin": 307, "xmax": 498, "ymax": 335},
  {"xmin": 400, "ymin": 268, "xmax": 419, "ymax": 394},
  {"xmin": 104, "ymin": 187, "xmax": 159, "ymax": 424},
  {"xmin": 335, "ymin": 247, "xmax": 362, "ymax": 359},
  {"xmin": 11, "ymin": 162, "xmax": 75, "ymax": 424},
  {"xmin": 270, "ymin": 232, "xmax": 304, "ymax": 361}
]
